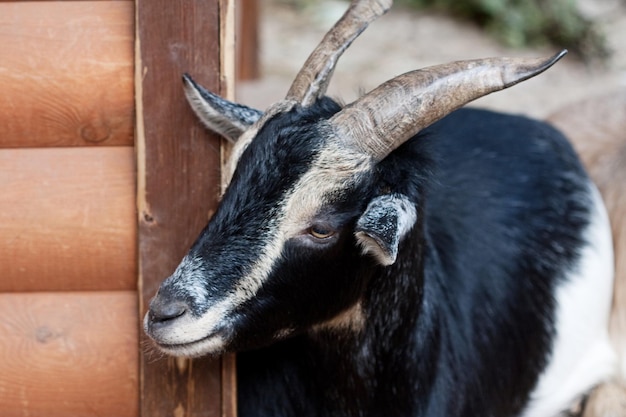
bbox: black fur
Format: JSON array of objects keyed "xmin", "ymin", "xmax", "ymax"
[{"xmin": 234, "ymin": 105, "xmax": 591, "ymax": 417}]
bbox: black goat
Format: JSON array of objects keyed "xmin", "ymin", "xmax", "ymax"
[{"xmin": 144, "ymin": 1, "xmax": 617, "ymax": 416}]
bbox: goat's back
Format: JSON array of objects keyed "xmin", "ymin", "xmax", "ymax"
[{"xmin": 378, "ymin": 108, "xmax": 615, "ymax": 416}]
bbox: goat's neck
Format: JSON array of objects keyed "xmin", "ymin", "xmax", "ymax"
[{"xmin": 308, "ymin": 229, "xmax": 438, "ymax": 411}]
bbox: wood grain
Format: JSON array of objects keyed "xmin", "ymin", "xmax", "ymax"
[
  {"xmin": 236, "ymin": 0, "xmax": 260, "ymax": 81},
  {"xmin": 0, "ymin": 1, "xmax": 134, "ymax": 148},
  {"xmin": 0, "ymin": 291, "xmax": 139, "ymax": 417},
  {"xmin": 0, "ymin": 146, "xmax": 137, "ymax": 291},
  {"xmin": 220, "ymin": 2, "xmax": 239, "ymax": 415},
  {"xmin": 136, "ymin": 0, "xmax": 233, "ymax": 416}
]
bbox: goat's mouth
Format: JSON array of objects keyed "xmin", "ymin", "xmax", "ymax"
[
  {"xmin": 143, "ymin": 296, "xmax": 237, "ymax": 357},
  {"xmin": 153, "ymin": 330, "xmax": 228, "ymax": 358}
]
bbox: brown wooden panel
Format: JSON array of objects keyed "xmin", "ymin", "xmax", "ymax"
[
  {"xmin": 136, "ymin": 0, "xmax": 235, "ymax": 416},
  {"xmin": 0, "ymin": 291, "xmax": 138, "ymax": 417},
  {"xmin": 0, "ymin": 147, "xmax": 136, "ymax": 291},
  {"xmin": 0, "ymin": 0, "xmax": 128, "ymax": 3},
  {"xmin": 0, "ymin": 1, "xmax": 133, "ymax": 148},
  {"xmin": 236, "ymin": 0, "xmax": 259, "ymax": 81}
]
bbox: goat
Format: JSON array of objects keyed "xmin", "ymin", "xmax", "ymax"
[
  {"xmin": 144, "ymin": 1, "xmax": 617, "ymax": 416},
  {"xmin": 548, "ymin": 92, "xmax": 626, "ymax": 416}
]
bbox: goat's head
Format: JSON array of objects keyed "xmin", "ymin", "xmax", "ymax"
[{"xmin": 144, "ymin": 0, "xmax": 566, "ymax": 357}]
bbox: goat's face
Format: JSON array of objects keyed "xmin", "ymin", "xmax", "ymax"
[
  {"xmin": 144, "ymin": 101, "xmax": 409, "ymax": 357},
  {"xmin": 143, "ymin": 0, "xmax": 566, "ymax": 358}
]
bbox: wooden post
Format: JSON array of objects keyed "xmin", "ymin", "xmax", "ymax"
[
  {"xmin": 236, "ymin": 0, "xmax": 260, "ymax": 81},
  {"xmin": 136, "ymin": 0, "xmax": 236, "ymax": 416}
]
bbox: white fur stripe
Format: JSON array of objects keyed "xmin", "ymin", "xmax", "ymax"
[{"xmin": 174, "ymin": 139, "xmax": 373, "ymax": 355}]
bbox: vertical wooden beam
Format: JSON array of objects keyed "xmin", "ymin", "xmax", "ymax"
[
  {"xmin": 136, "ymin": 0, "xmax": 236, "ymax": 416},
  {"xmin": 219, "ymin": 1, "xmax": 239, "ymax": 416},
  {"xmin": 236, "ymin": 0, "xmax": 260, "ymax": 81}
]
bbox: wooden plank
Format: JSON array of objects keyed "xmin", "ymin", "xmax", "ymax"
[
  {"xmin": 221, "ymin": 354, "xmax": 238, "ymax": 417},
  {"xmin": 136, "ymin": 0, "xmax": 235, "ymax": 416},
  {"xmin": 236, "ymin": 0, "xmax": 260, "ymax": 81},
  {"xmin": 0, "ymin": 291, "xmax": 139, "ymax": 417},
  {"xmin": 0, "ymin": 1, "xmax": 133, "ymax": 148},
  {"xmin": 0, "ymin": 147, "xmax": 137, "ymax": 292},
  {"xmin": 0, "ymin": 0, "xmax": 129, "ymax": 2},
  {"xmin": 220, "ymin": 1, "xmax": 239, "ymax": 416}
]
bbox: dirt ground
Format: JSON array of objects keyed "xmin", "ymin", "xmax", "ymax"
[{"xmin": 237, "ymin": 0, "xmax": 626, "ymax": 120}]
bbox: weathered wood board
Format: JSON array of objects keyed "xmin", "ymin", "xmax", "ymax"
[
  {"xmin": 0, "ymin": 147, "xmax": 137, "ymax": 292},
  {"xmin": 0, "ymin": 1, "xmax": 134, "ymax": 148},
  {"xmin": 136, "ymin": 0, "xmax": 237, "ymax": 416},
  {"xmin": 0, "ymin": 291, "xmax": 139, "ymax": 417}
]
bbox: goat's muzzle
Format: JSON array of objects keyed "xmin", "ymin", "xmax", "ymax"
[
  {"xmin": 143, "ymin": 290, "xmax": 230, "ymax": 358},
  {"xmin": 146, "ymin": 295, "xmax": 189, "ymax": 330}
]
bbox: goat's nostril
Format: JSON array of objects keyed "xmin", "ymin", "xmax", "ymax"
[{"xmin": 150, "ymin": 301, "xmax": 188, "ymax": 324}]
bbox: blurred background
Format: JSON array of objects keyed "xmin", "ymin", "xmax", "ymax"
[{"xmin": 236, "ymin": 0, "xmax": 626, "ymax": 119}]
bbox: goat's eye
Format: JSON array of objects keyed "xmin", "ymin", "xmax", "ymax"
[{"xmin": 308, "ymin": 225, "xmax": 335, "ymax": 240}]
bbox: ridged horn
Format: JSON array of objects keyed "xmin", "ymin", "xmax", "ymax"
[
  {"xmin": 330, "ymin": 50, "xmax": 568, "ymax": 161},
  {"xmin": 286, "ymin": 0, "xmax": 392, "ymax": 107}
]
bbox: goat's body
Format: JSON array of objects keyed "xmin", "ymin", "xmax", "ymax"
[
  {"xmin": 236, "ymin": 108, "xmax": 614, "ymax": 417},
  {"xmin": 143, "ymin": 5, "xmax": 615, "ymax": 413}
]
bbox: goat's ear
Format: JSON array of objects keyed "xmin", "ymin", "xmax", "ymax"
[
  {"xmin": 182, "ymin": 74, "xmax": 263, "ymax": 143},
  {"xmin": 355, "ymin": 194, "xmax": 417, "ymax": 266}
]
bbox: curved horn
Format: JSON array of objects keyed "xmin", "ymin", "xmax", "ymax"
[
  {"xmin": 330, "ymin": 50, "xmax": 568, "ymax": 161},
  {"xmin": 286, "ymin": 0, "xmax": 392, "ymax": 107}
]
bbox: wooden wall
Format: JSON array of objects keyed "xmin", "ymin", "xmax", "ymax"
[
  {"xmin": 0, "ymin": 2, "xmax": 138, "ymax": 416},
  {"xmin": 0, "ymin": 0, "xmax": 243, "ymax": 415},
  {"xmin": 0, "ymin": 1, "xmax": 136, "ymax": 289}
]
